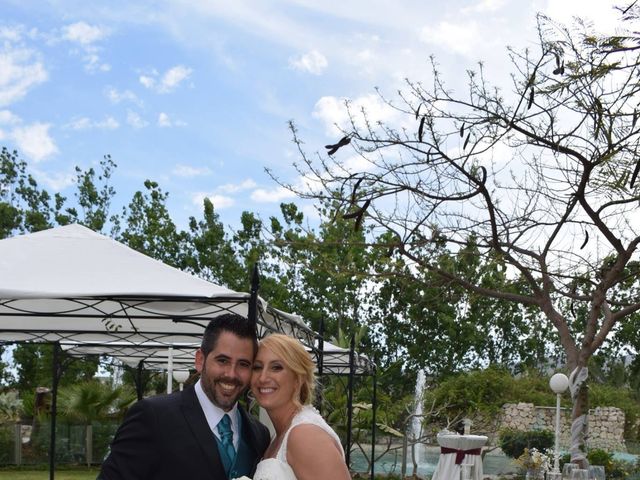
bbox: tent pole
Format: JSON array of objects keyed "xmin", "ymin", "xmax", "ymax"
[
  {"xmin": 370, "ymin": 362, "xmax": 377, "ymax": 480},
  {"xmin": 248, "ymin": 263, "xmax": 260, "ymax": 336},
  {"xmin": 50, "ymin": 342, "xmax": 62, "ymax": 480},
  {"xmin": 315, "ymin": 317, "xmax": 325, "ymax": 414},
  {"xmin": 345, "ymin": 334, "xmax": 355, "ymax": 468},
  {"xmin": 135, "ymin": 361, "xmax": 144, "ymax": 401},
  {"xmin": 167, "ymin": 347, "xmax": 173, "ymax": 394}
]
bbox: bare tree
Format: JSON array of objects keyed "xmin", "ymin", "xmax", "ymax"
[{"xmin": 281, "ymin": 6, "xmax": 640, "ymax": 466}]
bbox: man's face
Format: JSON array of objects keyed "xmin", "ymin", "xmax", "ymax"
[{"xmin": 195, "ymin": 331, "xmax": 254, "ymax": 411}]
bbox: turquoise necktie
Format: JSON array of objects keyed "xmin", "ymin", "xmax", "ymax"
[{"xmin": 217, "ymin": 414, "xmax": 236, "ymax": 470}]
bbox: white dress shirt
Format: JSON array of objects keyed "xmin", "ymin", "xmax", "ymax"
[{"xmin": 194, "ymin": 379, "xmax": 240, "ymax": 450}]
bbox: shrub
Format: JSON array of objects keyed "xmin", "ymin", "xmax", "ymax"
[
  {"xmin": 0, "ymin": 392, "xmax": 22, "ymax": 422},
  {"xmin": 498, "ymin": 429, "xmax": 554, "ymax": 459},
  {"xmin": 608, "ymin": 457, "xmax": 639, "ymax": 479},
  {"xmin": 587, "ymin": 448, "xmax": 613, "ymax": 471}
]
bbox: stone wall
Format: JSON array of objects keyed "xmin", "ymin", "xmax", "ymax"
[{"xmin": 500, "ymin": 403, "xmax": 626, "ymax": 452}]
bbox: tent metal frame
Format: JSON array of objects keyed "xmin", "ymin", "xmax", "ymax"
[
  {"xmin": 0, "ymin": 298, "xmax": 377, "ymax": 479},
  {"xmin": 0, "ymin": 225, "xmax": 377, "ymax": 479}
]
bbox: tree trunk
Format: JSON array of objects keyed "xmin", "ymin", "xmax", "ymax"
[{"xmin": 569, "ymin": 366, "xmax": 589, "ymax": 469}]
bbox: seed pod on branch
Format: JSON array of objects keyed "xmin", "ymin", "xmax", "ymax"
[{"xmin": 325, "ymin": 136, "xmax": 351, "ymax": 156}]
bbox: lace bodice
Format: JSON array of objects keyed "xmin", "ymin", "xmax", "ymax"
[{"xmin": 252, "ymin": 406, "xmax": 343, "ymax": 480}]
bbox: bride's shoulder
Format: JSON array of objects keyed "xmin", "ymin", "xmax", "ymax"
[
  {"xmin": 288, "ymin": 407, "xmax": 342, "ymax": 453},
  {"xmin": 287, "ymin": 423, "xmax": 341, "ymax": 454},
  {"xmin": 291, "ymin": 405, "xmax": 324, "ymax": 425}
]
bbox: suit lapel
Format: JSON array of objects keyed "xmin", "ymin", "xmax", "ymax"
[
  {"xmin": 180, "ymin": 387, "xmax": 228, "ymax": 479},
  {"xmin": 237, "ymin": 405, "xmax": 262, "ymax": 472}
]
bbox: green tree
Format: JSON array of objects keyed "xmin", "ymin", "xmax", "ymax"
[
  {"xmin": 11, "ymin": 345, "xmax": 99, "ymax": 401},
  {"xmin": 0, "ymin": 147, "xmax": 54, "ymax": 237},
  {"xmin": 115, "ymin": 179, "xmax": 192, "ymax": 269},
  {"xmin": 58, "ymin": 380, "xmax": 134, "ymax": 424},
  {"xmin": 187, "ymin": 197, "xmax": 244, "ymax": 289},
  {"xmin": 284, "ymin": 6, "xmax": 640, "ymax": 464},
  {"xmin": 0, "ymin": 148, "xmax": 118, "ymax": 239},
  {"xmin": 53, "ymin": 155, "xmax": 117, "ymax": 232}
]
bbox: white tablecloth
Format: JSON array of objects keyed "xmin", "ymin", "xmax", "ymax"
[{"xmin": 431, "ymin": 433, "xmax": 487, "ymax": 480}]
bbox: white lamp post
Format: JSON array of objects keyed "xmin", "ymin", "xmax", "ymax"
[
  {"xmin": 167, "ymin": 347, "xmax": 174, "ymax": 394},
  {"xmin": 173, "ymin": 370, "xmax": 190, "ymax": 391},
  {"xmin": 549, "ymin": 373, "xmax": 570, "ymax": 475}
]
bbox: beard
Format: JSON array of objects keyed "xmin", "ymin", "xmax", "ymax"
[{"xmin": 200, "ymin": 366, "xmax": 246, "ymax": 411}]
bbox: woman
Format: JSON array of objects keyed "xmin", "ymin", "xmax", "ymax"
[{"xmin": 250, "ymin": 334, "xmax": 351, "ymax": 480}]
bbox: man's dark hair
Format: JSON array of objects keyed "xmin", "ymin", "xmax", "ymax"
[{"xmin": 200, "ymin": 313, "xmax": 258, "ymax": 357}]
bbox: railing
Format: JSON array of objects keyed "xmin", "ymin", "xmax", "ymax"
[{"xmin": 0, "ymin": 421, "xmax": 119, "ymax": 466}]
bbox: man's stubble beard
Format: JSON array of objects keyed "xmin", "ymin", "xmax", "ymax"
[{"xmin": 200, "ymin": 364, "xmax": 246, "ymax": 411}]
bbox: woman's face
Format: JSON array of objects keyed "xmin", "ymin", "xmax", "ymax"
[{"xmin": 251, "ymin": 344, "xmax": 299, "ymax": 411}]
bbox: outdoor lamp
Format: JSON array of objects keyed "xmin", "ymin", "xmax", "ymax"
[
  {"xmin": 173, "ymin": 370, "xmax": 190, "ymax": 391},
  {"xmin": 549, "ymin": 373, "xmax": 570, "ymax": 475}
]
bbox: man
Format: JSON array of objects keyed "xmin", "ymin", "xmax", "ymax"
[{"xmin": 98, "ymin": 313, "xmax": 270, "ymax": 480}]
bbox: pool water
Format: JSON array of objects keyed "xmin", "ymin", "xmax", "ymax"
[{"xmin": 350, "ymin": 446, "xmax": 519, "ymax": 477}]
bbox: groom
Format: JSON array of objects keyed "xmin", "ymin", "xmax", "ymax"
[{"xmin": 98, "ymin": 314, "xmax": 270, "ymax": 480}]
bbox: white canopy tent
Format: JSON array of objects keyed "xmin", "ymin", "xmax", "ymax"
[
  {"xmin": 0, "ymin": 224, "xmax": 312, "ymax": 345},
  {"xmin": 0, "ymin": 224, "xmax": 375, "ymax": 479},
  {"xmin": 0, "ymin": 224, "xmax": 372, "ymax": 373}
]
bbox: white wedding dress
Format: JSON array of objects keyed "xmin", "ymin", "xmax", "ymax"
[{"xmin": 253, "ymin": 405, "xmax": 344, "ymax": 480}]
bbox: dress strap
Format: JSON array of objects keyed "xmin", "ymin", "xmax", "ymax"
[{"xmin": 276, "ymin": 406, "xmax": 344, "ymax": 462}]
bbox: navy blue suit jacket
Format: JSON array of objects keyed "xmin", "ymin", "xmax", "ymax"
[{"xmin": 98, "ymin": 386, "xmax": 270, "ymax": 480}]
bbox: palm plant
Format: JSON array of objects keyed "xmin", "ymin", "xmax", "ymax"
[
  {"xmin": 58, "ymin": 381, "xmax": 134, "ymax": 425},
  {"xmin": 58, "ymin": 380, "xmax": 135, "ymax": 465},
  {"xmin": 0, "ymin": 391, "xmax": 23, "ymax": 422}
]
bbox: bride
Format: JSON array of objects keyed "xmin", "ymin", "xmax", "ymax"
[{"xmin": 250, "ymin": 334, "xmax": 351, "ymax": 480}]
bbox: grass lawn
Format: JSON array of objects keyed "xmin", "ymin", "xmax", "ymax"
[{"xmin": 0, "ymin": 469, "xmax": 100, "ymax": 480}]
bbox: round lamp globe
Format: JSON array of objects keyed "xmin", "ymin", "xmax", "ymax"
[
  {"xmin": 173, "ymin": 370, "xmax": 190, "ymax": 384},
  {"xmin": 549, "ymin": 373, "xmax": 569, "ymax": 394}
]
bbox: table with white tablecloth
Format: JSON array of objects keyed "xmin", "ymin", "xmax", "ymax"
[{"xmin": 431, "ymin": 433, "xmax": 488, "ymax": 480}]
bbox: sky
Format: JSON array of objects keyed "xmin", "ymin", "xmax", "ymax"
[{"xmin": 0, "ymin": 0, "xmax": 624, "ymax": 230}]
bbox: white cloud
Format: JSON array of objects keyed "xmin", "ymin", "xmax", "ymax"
[
  {"xmin": 313, "ymin": 93, "xmax": 401, "ymax": 136},
  {"xmin": 126, "ymin": 110, "xmax": 148, "ymax": 129},
  {"xmin": 544, "ymin": 0, "xmax": 620, "ymax": 34},
  {"xmin": 463, "ymin": 0, "xmax": 508, "ymax": 13},
  {"xmin": 62, "ymin": 22, "xmax": 108, "ymax": 45},
  {"xmin": 289, "ymin": 50, "xmax": 328, "ymax": 75},
  {"xmin": 158, "ymin": 112, "xmax": 171, "ymax": 127},
  {"xmin": 0, "ymin": 109, "xmax": 21, "ymax": 125},
  {"xmin": 11, "ymin": 123, "xmax": 58, "ymax": 162},
  {"xmin": 419, "ymin": 21, "xmax": 480, "ymax": 57},
  {"xmin": 301, "ymin": 203, "xmax": 321, "ymax": 222},
  {"xmin": 61, "ymin": 22, "xmax": 110, "ymax": 72},
  {"xmin": 192, "ymin": 192, "xmax": 235, "ymax": 209},
  {"xmin": 33, "ymin": 169, "xmax": 75, "ymax": 191},
  {"xmin": 140, "ymin": 65, "xmax": 193, "ymax": 93},
  {"xmin": 343, "ymin": 154, "xmax": 375, "ymax": 174},
  {"xmin": 172, "ymin": 164, "xmax": 212, "ymax": 177},
  {"xmin": 0, "ymin": 44, "xmax": 48, "ymax": 106},
  {"xmin": 157, "ymin": 112, "xmax": 187, "ymax": 127},
  {"xmin": 250, "ymin": 186, "xmax": 295, "ymax": 203},
  {"xmin": 0, "ymin": 25, "xmax": 26, "ymax": 42},
  {"xmin": 218, "ymin": 179, "xmax": 257, "ymax": 193},
  {"xmin": 105, "ymin": 87, "xmax": 141, "ymax": 106},
  {"xmin": 139, "ymin": 75, "xmax": 155, "ymax": 89},
  {"xmin": 66, "ymin": 116, "xmax": 119, "ymax": 130},
  {"xmin": 161, "ymin": 65, "xmax": 192, "ymax": 92},
  {"xmin": 83, "ymin": 51, "xmax": 111, "ymax": 72}
]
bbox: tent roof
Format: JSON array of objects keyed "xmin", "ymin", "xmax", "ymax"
[
  {"xmin": 0, "ymin": 223, "xmax": 237, "ymax": 299},
  {"xmin": 0, "ymin": 225, "xmax": 373, "ymax": 374},
  {"xmin": 61, "ymin": 338, "xmax": 372, "ymax": 375}
]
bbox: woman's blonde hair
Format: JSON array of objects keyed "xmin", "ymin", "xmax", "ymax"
[{"xmin": 259, "ymin": 334, "xmax": 315, "ymax": 407}]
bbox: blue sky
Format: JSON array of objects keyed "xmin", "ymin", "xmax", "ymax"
[{"xmin": 0, "ymin": 0, "xmax": 620, "ymax": 229}]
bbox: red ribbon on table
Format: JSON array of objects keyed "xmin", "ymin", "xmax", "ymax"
[{"xmin": 440, "ymin": 447, "xmax": 482, "ymax": 465}]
